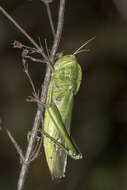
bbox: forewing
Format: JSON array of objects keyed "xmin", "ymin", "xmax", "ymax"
[{"xmin": 43, "ymin": 89, "xmax": 73, "ymax": 179}]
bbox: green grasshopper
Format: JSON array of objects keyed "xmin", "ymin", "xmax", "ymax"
[
  {"xmin": 43, "ymin": 37, "xmax": 95, "ymax": 179},
  {"xmin": 0, "ymin": 4, "xmax": 95, "ymax": 181}
]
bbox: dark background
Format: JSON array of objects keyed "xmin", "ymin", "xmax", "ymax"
[{"xmin": 0, "ymin": 0, "xmax": 127, "ymax": 189}]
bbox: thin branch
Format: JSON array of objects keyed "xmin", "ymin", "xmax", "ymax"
[
  {"xmin": 1, "ymin": 121, "xmax": 24, "ymax": 161},
  {"xmin": 50, "ymin": 0, "xmax": 65, "ymax": 64},
  {"xmin": 23, "ymin": 63, "xmax": 37, "ymax": 97},
  {"xmin": 29, "ymin": 135, "xmax": 43, "ymax": 162},
  {"xmin": 17, "ymin": 1, "xmax": 65, "ymax": 190},
  {"xmin": 45, "ymin": 2, "xmax": 55, "ymax": 38},
  {"xmin": 0, "ymin": 6, "xmax": 48, "ymax": 61},
  {"xmin": 17, "ymin": 109, "xmax": 42, "ymax": 190},
  {"xmin": 44, "ymin": 39, "xmax": 50, "ymax": 59}
]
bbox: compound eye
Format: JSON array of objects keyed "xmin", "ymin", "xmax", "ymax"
[{"xmin": 70, "ymin": 56, "xmax": 76, "ymax": 62}]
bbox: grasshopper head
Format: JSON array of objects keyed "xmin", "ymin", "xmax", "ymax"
[{"xmin": 54, "ymin": 54, "xmax": 77, "ymax": 69}]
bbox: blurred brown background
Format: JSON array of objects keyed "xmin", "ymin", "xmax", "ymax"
[{"xmin": 0, "ymin": 0, "xmax": 127, "ymax": 189}]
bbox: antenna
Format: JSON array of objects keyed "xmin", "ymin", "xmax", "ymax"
[{"xmin": 73, "ymin": 36, "xmax": 96, "ymax": 56}]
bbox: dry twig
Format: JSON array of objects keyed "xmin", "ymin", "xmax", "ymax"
[
  {"xmin": 0, "ymin": 1, "xmax": 65, "ymax": 189},
  {"xmin": 0, "ymin": 118, "xmax": 24, "ymax": 162}
]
